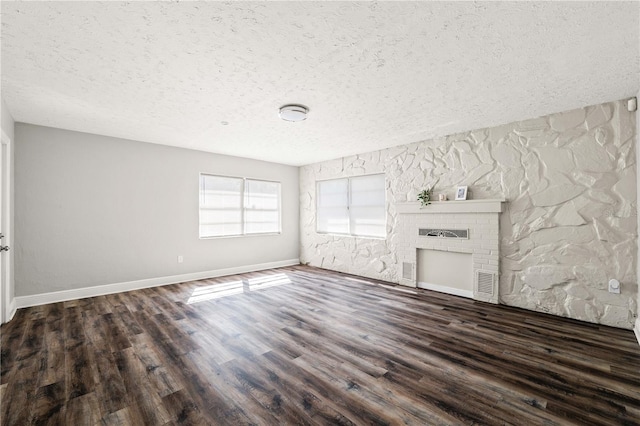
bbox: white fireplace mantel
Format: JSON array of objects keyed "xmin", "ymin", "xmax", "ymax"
[{"xmin": 395, "ymin": 199, "xmax": 505, "ymax": 214}]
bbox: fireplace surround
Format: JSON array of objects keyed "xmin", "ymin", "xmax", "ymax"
[{"xmin": 396, "ymin": 199, "xmax": 504, "ymax": 303}]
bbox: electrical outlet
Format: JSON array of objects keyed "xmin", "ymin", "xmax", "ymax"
[
  {"xmin": 177, "ymin": 255, "xmax": 184, "ymax": 264},
  {"xmin": 608, "ymin": 279, "xmax": 620, "ymax": 294}
]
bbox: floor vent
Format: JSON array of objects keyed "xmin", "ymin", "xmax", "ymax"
[
  {"xmin": 419, "ymin": 228, "xmax": 469, "ymax": 239},
  {"xmin": 476, "ymin": 271, "xmax": 495, "ymax": 295},
  {"xmin": 402, "ymin": 262, "xmax": 414, "ymax": 280}
]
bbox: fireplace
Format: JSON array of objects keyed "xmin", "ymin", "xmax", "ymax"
[
  {"xmin": 395, "ymin": 199, "xmax": 504, "ymax": 303},
  {"xmin": 417, "ymin": 249, "xmax": 474, "ymax": 297}
]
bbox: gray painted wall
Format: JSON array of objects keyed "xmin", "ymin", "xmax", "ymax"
[{"xmin": 15, "ymin": 124, "xmax": 299, "ymax": 296}]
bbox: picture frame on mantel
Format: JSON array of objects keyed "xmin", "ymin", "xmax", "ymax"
[{"xmin": 455, "ymin": 186, "xmax": 468, "ymax": 201}]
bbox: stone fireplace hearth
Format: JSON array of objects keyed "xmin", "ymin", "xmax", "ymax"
[{"xmin": 396, "ymin": 199, "xmax": 504, "ymax": 303}]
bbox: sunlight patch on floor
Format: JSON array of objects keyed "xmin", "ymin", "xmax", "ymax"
[
  {"xmin": 248, "ymin": 273, "xmax": 291, "ymax": 291},
  {"xmin": 187, "ymin": 274, "xmax": 292, "ymax": 304},
  {"xmin": 187, "ymin": 280, "xmax": 244, "ymax": 304}
]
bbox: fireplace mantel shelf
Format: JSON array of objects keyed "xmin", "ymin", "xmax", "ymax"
[{"xmin": 396, "ymin": 199, "xmax": 505, "ymax": 214}]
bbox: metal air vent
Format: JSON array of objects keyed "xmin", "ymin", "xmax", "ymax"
[
  {"xmin": 419, "ymin": 228, "xmax": 469, "ymax": 239},
  {"xmin": 476, "ymin": 271, "xmax": 496, "ymax": 295},
  {"xmin": 402, "ymin": 262, "xmax": 414, "ymax": 280}
]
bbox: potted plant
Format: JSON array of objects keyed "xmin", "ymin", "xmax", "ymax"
[{"xmin": 417, "ymin": 187, "xmax": 432, "ymax": 207}]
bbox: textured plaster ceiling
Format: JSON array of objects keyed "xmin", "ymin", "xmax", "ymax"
[{"xmin": 2, "ymin": 2, "xmax": 639, "ymax": 166}]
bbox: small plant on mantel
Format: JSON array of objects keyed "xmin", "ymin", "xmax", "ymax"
[{"xmin": 417, "ymin": 187, "xmax": 432, "ymax": 207}]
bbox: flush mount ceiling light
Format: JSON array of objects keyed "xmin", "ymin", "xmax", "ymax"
[{"xmin": 279, "ymin": 104, "xmax": 308, "ymax": 122}]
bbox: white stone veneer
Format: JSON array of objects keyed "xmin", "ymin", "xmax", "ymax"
[{"xmin": 300, "ymin": 99, "xmax": 637, "ymax": 329}]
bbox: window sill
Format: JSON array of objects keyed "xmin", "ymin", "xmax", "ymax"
[
  {"xmin": 200, "ymin": 232, "xmax": 282, "ymax": 240},
  {"xmin": 315, "ymin": 232, "xmax": 386, "ymax": 241}
]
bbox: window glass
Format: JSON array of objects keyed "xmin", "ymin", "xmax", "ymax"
[
  {"xmin": 316, "ymin": 178, "xmax": 349, "ymax": 234},
  {"xmin": 245, "ymin": 179, "xmax": 280, "ymax": 234},
  {"xmin": 316, "ymin": 174, "xmax": 385, "ymax": 238},
  {"xmin": 199, "ymin": 175, "xmax": 281, "ymax": 238}
]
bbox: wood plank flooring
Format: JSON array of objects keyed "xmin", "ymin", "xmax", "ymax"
[{"xmin": 2, "ymin": 265, "xmax": 640, "ymax": 425}]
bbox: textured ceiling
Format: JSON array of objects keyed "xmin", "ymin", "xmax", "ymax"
[{"xmin": 2, "ymin": 2, "xmax": 639, "ymax": 166}]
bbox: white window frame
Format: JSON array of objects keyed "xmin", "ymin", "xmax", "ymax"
[
  {"xmin": 199, "ymin": 173, "xmax": 282, "ymax": 239},
  {"xmin": 316, "ymin": 173, "xmax": 386, "ymax": 239}
]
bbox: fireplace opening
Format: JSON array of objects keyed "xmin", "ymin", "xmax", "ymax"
[{"xmin": 417, "ymin": 249, "xmax": 474, "ymax": 298}]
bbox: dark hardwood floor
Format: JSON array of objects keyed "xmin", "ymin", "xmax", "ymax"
[{"xmin": 1, "ymin": 265, "xmax": 640, "ymax": 425}]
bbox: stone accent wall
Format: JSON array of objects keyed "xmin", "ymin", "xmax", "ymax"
[{"xmin": 300, "ymin": 99, "xmax": 637, "ymax": 329}]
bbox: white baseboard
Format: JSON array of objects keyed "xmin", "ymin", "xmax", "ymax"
[
  {"xmin": 417, "ymin": 281, "xmax": 474, "ymax": 299},
  {"xmin": 634, "ymin": 318, "xmax": 640, "ymax": 347},
  {"xmin": 15, "ymin": 259, "xmax": 300, "ymax": 309}
]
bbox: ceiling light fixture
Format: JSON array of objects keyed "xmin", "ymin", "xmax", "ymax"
[{"xmin": 279, "ymin": 104, "xmax": 308, "ymax": 122}]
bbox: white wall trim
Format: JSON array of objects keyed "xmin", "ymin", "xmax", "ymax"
[
  {"xmin": 634, "ymin": 318, "xmax": 640, "ymax": 347},
  {"xmin": 7, "ymin": 298, "xmax": 16, "ymax": 322},
  {"xmin": 417, "ymin": 281, "xmax": 474, "ymax": 299},
  {"xmin": 15, "ymin": 259, "xmax": 299, "ymax": 309},
  {"xmin": 1, "ymin": 131, "xmax": 10, "ymax": 145},
  {"xmin": 0, "ymin": 128, "xmax": 12, "ymax": 324}
]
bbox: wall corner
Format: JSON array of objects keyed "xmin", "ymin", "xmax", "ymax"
[{"xmin": 636, "ymin": 89, "xmax": 640, "ymax": 345}]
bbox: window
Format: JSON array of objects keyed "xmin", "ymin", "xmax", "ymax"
[
  {"xmin": 244, "ymin": 179, "xmax": 280, "ymax": 234},
  {"xmin": 199, "ymin": 174, "xmax": 281, "ymax": 238},
  {"xmin": 200, "ymin": 175, "xmax": 243, "ymax": 237},
  {"xmin": 316, "ymin": 174, "xmax": 386, "ymax": 238}
]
